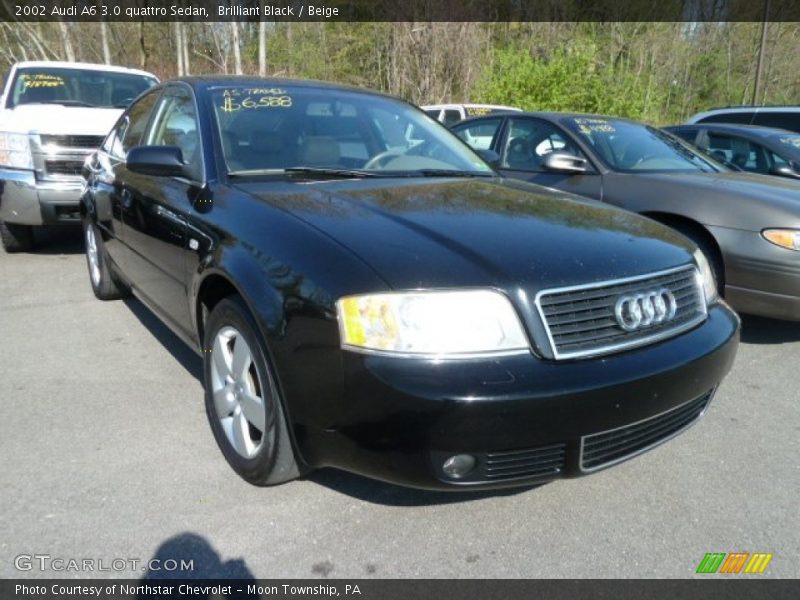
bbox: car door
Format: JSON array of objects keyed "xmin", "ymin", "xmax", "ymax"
[
  {"xmin": 89, "ymin": 88, "xmax": 162, "ymax": 273},
  {"xmin": 117, "ymin": 85, "xmax": 202, "ymax": 338},
  {"xmin": 495, "ymin": 117, "xmax": 603, "ymax": 200}
]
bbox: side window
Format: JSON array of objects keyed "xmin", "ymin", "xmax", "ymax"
[
  {"xmin": 698, "ymin": 112, "xmax": 755, "ymax": 125},
  {"xmin": 122, "ymin": 90, "xmax": 160, "ymax": 155},
  {"xmin": 708, "ymin": 134, "xmax": 767, "ymax": 173},
  {"xmin": 453, "ymin": 118, "xmax": 502, "ymax": 151},
  {"xmin": 146, "ymin": 87, "xmax": 202, "ymax": 180},
  {"xmin": 424, "ymin": 109, "xmax": 441, "ymax": 120},
  {"xmin": 443, "ymin": 109, "xmax": 462, "ymax": 125},
  {"xmin": 753, "ymin": 111, "xmax": 800, "ymax": 134},
  {"xmin": 103, "ymin": 116, "xmax": 129, "ymax": 158},
  {"xmin": 502, "ymin": 118, "xmax": 587, "ymax": 172}
]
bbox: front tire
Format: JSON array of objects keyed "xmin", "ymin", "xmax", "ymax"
[
  {"xmin": 203, "ymin": 296, "xmax": 301, "ymax": 485},
  {"xmin": 0, "ymin": 220, "xmax": 34, "ymax": 253},
  {"xmin": 83, "ymin": 217, "xmax": 128, "ymax": 300}
]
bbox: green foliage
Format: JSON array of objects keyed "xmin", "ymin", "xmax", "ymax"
[{"xmin": 474, "ymin": 42, "xmax": 665, "ymax": 122}]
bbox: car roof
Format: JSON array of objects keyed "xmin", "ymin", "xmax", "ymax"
[
  {"xmin": 454, "ymin": 111, "xmax": 641, "ymax": 127},
  {"xmin": 13, "ymin": 61, "xmax": 157, "ymax": 79},
  {"xmin": 173, "ymin": 76, "xmax": 403, "ymax": 103},
  {"xmin": 421, "ymin": 103, "xmax": 521, "ymax": 111},
  {"xmin": 687, "ymin": 106, "xmax": 800, "ymax": 123},
  {"xmin": 667, "ymin": 123, "xmax": 796, "ymax": 138}
]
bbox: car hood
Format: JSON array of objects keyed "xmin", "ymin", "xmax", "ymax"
[
  {"xmin": 236, "ymin": 177, "xmax": 695, "ymax": 292},
  {"xmin": 604, "ymin": 171, "xmax": 800, "ymax": 229},
  {"xmin": 0, "ymin": 104, "xmax": 122, "ymax": 135}
]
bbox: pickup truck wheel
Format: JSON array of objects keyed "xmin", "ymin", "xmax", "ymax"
[
  {"xmin": 83, "ymin": 218, "xmax": 128, "ymax": 300},
  {"xmin": 203, "ymin": 296, "xmax": 302, "ymax": 486},
  {"xmin": 0, "ymin": 220, "xmax": 33, "ymax": 253}
]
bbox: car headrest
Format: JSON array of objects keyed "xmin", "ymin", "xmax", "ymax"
[
  {"xmin": 250, "ymin": 131, "xmax": 284, "ymax": 154},
  {"xmin": 299, "ymin": 136, "xmax": 340, "ymax": 166}
]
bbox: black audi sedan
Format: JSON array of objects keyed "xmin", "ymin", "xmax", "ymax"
[
  {"xmin": 452, "ymin": 112, "xmax": 800, "ymax": 321},
  {"xmin": 80, "ymin": 78, "xmax": 739, "ymax": 490}
]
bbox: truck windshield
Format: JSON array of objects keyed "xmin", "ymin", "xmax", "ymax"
[{"xmin": 7, "ymin": 67, "xmax": 157, "ymax": 109}]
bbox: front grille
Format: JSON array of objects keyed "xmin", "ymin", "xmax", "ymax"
[
  {"xmin": 481, "ymin": 443, "xmax": 566, "ymax": 481},
  {"xmin": 536, "ymin": 265, "xmax": 706, "ymax": 359},
  {"xmin": 40, "ymin": 134, "xmax": 105, "ymax": 149},
  {"xmin": 45, "ymin": 159, "xmax": 84, "ymax": 177},
  {"xmin": 580, "ymin": 389, "xmax": 714, "ymax": 472}
]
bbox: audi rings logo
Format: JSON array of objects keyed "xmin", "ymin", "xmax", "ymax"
[{"xmin": 614, "ymin": 288, "xmax": 678, "ymax": 331}]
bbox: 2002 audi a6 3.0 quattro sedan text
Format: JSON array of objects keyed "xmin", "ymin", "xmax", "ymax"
[{"xmin": 80, "ymin": 77, "xmax": 740, "ymax": 490}]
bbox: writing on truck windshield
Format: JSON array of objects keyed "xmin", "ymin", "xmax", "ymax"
[{"xmin": 8, "ymin": 68, "xmax": 157, "ymax": 109}]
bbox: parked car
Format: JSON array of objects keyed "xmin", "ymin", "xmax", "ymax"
[
  {"xmin": 451, "ymin": 112, "xmax": 800, "ymax": 321},
  {"xmin": 422, "ymin": 103, "xmax": 521, "ymax": 125},
  {"xmin": 687, "ymin": 105, "xmax": 800, "ymax": 133},
  {"xmin": 81, "ymin": 78, "xmax": 738, "ymax": 490},
  {"xmin": 665, "ymin": 123, "xmax": 800, "ymax": 180},
  {"xmin": 0, "ymin": 61, "xmax": 158, "ymax": 252}
]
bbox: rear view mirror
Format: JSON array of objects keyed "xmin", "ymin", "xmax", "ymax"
[
  {"xmin": 127, "ymin": 146, "xmax": 185, "ymax": 177},
  {"xmin": 543, "ymin": 152, "xmax": 588, "ymax": 174},
  {"xmin": 476, "ymin": 148, "xmax": 501, "ymax": 168}
]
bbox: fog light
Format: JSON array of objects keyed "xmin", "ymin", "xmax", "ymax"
[{"xmin": 442, "ymin": 454, "xmax": 476, "ymax": 478}]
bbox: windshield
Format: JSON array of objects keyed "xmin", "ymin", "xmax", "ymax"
[
  {"xmin": 773, "ymin": 134, "xmax": 800, "ymax": 154},
  {"xmin": 563, "ymin": 117, "xmax": 722, "ymax": 173},
  {"xmin": 211, "ymin": 85, "xmax": 494, "ymax": 176},
  {"xmin": 8, "ymin": 67, "xmax": 157, "ymax": 109}
]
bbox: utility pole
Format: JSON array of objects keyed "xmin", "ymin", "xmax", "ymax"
[{"xmin": 752, "ymin": 0, "xmax": 770, "ymax": 105}]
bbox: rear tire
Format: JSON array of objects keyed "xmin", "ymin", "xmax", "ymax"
[
  {"xmin": 83, "ymin": 217, "xmax": 128, "ymax": 300},
  {"xmin": 203, "ymin": 296, "xmax": 302, "ymax": 486},
  {"xmin": 0, "ymin": 220, "xmax": 34, "ymax": 253}
]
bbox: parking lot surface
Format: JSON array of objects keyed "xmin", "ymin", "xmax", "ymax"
[{"xmin": 1, "ymin": 228, "xmax": 798, "ymax": 579}]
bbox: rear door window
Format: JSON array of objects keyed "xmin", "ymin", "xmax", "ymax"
[
  {"xmin": 752, "ymin": 111, "xmax": 800, "ymax": 133},
  {"xmin": 452, "ymin": 118, "xmax": 503, "ymax": 151},
  {"xmin": 698, "ymin": 112, "xmax": 755, "ymax": 125}
]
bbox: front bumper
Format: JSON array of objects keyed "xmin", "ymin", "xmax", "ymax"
[
  {"xmin": 710, "ymin": 225, "xmax": 800, "ymax": 321},
  {"xmin": 0, "ymin": 168, "xmax": 83, "ymax": 226},
  {"xmin": 310, "ymin": 304, "xmax": 739, "ymax": 490}
]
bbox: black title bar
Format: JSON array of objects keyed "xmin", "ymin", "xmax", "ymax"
[{"xmin": 0, "ymin": 0, "xmax": 799, "ymax": 22}]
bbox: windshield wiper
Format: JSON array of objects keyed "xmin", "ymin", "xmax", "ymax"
[
  {"xmin": 410, "ymin": 169, "xmax": 494, "ymax": 178},
  {"xmin": 284, "ymin": 167, "xmax": 385, "ymax": 178}
]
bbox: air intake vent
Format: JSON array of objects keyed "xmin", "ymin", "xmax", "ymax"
[
  {"xmin": 482, "ymin": 443, "xmax": 566, "ymax": 481},
  {"xmin": 580, "ymin": 389, "xmax": 714, "ymax": 472},
  {"xmin": 536, "ymin": 265, "xmax": 706, "ymax": 359}
]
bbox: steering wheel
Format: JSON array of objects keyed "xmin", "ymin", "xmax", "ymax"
[{"xmin": 364, "ymin": 149, "xmax": 405, "ymax": 170}]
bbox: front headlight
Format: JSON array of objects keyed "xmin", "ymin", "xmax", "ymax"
[
  {"xmin": 693, "ymin": 249, "xmax": 718, "ymax": 304},
  {"xmin": 762, "ymin": 229, "xmax": 800, "ymax": 252},
  {"xmin": 0, "ymin": 132, "xmax": 33, "ymax": 170},
  {"xmin": 337, "ymin": 290, "xmax": 529, "ymax": 357}
]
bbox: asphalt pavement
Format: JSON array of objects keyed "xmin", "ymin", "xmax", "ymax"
[{"xmin": 1, "ymin": 227, "xmax": 798, "ymax": 579}]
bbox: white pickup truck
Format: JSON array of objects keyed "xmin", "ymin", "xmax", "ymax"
[{"xmin": 0, "ymin": 61, "xmax": 158, "ymax": 252}]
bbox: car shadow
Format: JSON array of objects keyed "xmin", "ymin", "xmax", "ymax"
[
  {"xmin": 30, "ymin": 225, "xmax": 85, "ymax": 255},
  {"xmin": 307, "ymin": 467, "xmax": 539, "ymax": 506},
  {"xmin": 740, "ymin": 314, "xmax": 800, "ymax": 344},
  {"xmin": 123, "ymin": 297, "xmax": 203, "ymax": 382}
]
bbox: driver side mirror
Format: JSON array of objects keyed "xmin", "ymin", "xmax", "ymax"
[
  {"xmin": 769, "ymin": 164, "xmax": 800, "ymax": 179},
  {"xmin": 126, "ymin": 145, "xmax": 186, "ymax": 177},
  {"xmin": 476, "ymin": 148, "xmax": 501, "ymax": 168},
  {"xmin": 543, "ymin": 152, "xmax": 588, "ymax": 174}
]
